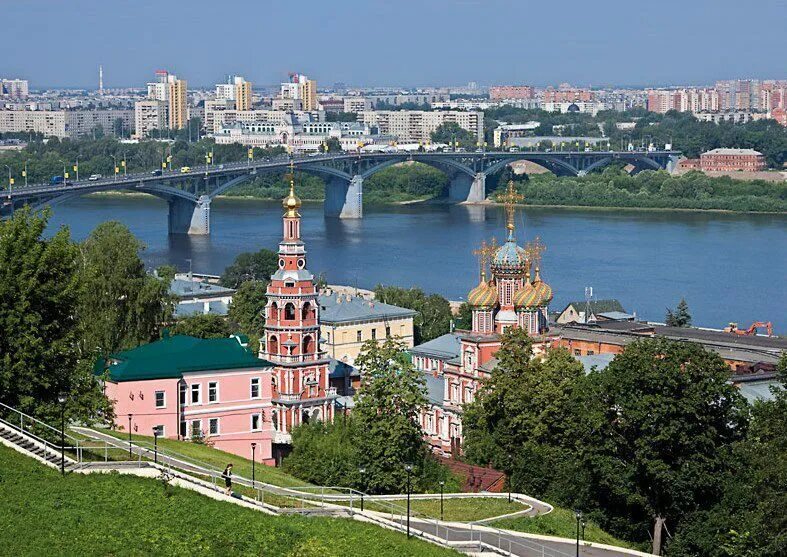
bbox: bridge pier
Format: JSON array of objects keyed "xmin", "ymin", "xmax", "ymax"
[
  {"xmin": 168, "ymin": 195, "xmax": 210, "ymax": 235},
  {"xmin": 666, "ymin": 154, "xmax": 681, "ymax": 174},
  {"xmin": 449, "ymin": 172, "xmax": 486, "ymax": 203},
  {"xmin": 324, "ymin": 175, "xmax": 363, "ymax": 219}
]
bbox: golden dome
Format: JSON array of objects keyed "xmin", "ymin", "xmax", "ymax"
[
  {"xmin": 467, "ymin": 273, "xmax": 498, "ymax": 308},
  {"xmin": 513, "ymin": 278, "xmax": 538, "ymax": 308},
  {"xmin": 530, "ymin": 267, "xmax": 553, "ymax": 307},
  {"xmin": 283, "ymin": 181, "xmax": 302, "ymax": 217}
]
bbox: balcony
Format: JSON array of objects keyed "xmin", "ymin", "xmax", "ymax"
[
  {"xmin": 277, "ymin": 392, "xmax": 301, "ymax": 402},
  {"xmin": 265, "ymin": 352, "xmax": 324, "ymax": 365}
]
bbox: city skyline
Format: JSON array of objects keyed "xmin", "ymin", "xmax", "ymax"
[{"xmin": 2, "ymin": 0, "xmax": 786, "ymax": 89}]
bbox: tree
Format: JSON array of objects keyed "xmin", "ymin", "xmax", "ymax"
[
  {"xmin": 373, "ymin": 285, "xmax": 452, "ymax": 343},
  {"xmin": 227, "ymin": 280, "xmax": 267, "ymax": 348},
  {"xmin": 665, "ymin": 298, "xmax": 692, "ymax": 327},
  {"xmin": 353, "ymin": 337, "xmax": 430, "ymax": 494},
  {"xmin": 220, "ymin": 248, "xmax": 278, "ymax": 288},
  {"xmin": 155, "ymin": 264, "xmax": 177, "ymax": 283},
  {"xmin": 570, "ymin": 338, "xmax": 749, "ymax": 554},
  {"xmin": 430, "ymin": 122, "xmax": 476, "ymax": 148},
  {"xmin": 76, "ymin": 221, "xmax": 173, "ymax": 357},
  {"xmin": 169, "ymin": 314, "xmax": 232, "ymax": 339},
  {"xmin": 454, "ymin": 302, "xmax": 473, "ymax": 330},
  {"xmin": 324, "ymin": 137, "xmax": 342, "ymax": 153},
  {"xmin": 462, "ymin": 329, "xmax": 584, "ymax": 495},
  {"xmin": 669, "ymin": 353, "xmax": 787, "ymax": 557},
  {"xmin": 0, "ymin": 209, "xmax": 110, "ymax": 424}
]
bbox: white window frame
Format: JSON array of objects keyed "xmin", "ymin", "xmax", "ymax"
[
  {"xmin": 189, "ymin": 419, "xmax": 202, "ymax": 439},
  {"xmin": 154, "ymin": 390, "xmax": 166, "ymax": 409},
  {"xmin": 209, "ymin": 417, "xmax": 220, "ymax": 436},
  {"xmin": 190, "ymin": 383, "xmax": 201, "ymax": 405},
  {"xmin": 250, "ymin": 413, "xmax": 261, "ymax": 431},
  {"xmin": 208, "ymin": 381, "xmax": 219, "ymax": 403},
  {"xmin": 250, "ymin": 377, "xmax": 261, "ymax": 399},
  {"xmin": 153, "ymin": 425, "xmax": 165, "ymax": 437}
]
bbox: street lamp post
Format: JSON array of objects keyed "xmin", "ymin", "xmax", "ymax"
[
  {"xmin": 359, "ymin": 467, "xmax": 366, "ymax": 511},
  {"xmin": 127, "ymin": 414, "xmax": 133, "ymax": 457},
  {"xmin": 575, "ymin": 510, "xmax": 583, "ymax": 557},
  {"xmin": 405, "ymin": 464, "xmax": 413, "ymax": 538},
  {"xmin": 3, "ymin": 165, "xmax": 11, "ymax": 191},
  {"xmin": 112, "ymin": 155, "xmax": 118, "ymax": 181},
  {"xmin": 23, "ymin": 160, "xmax": 28, "ymax": 187},
  {"xmin": 57, "ymin": 393, "xmax": 67, "ymax": 476},
  {"xmin": 153, "ymin": 428, "xmax": 159, "ymax": 464},
  {"xmin": 251, "ymin": 442, "xmax": 257, "ymax": 495},
  {"xmin": 439, "ymin": 480, "xmax": 445, "ymax": 521},
  {"xmin": 74, "ymin": 156, "xmax": 80, "ymax": 182}
]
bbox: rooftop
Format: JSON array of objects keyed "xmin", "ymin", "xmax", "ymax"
[
  {"xmin": 318, "ymin": 294, "xmax": 417, "ymax": 324},
  {"xmin": 561, "ymin": 299, "xmax": 626, "ymax": 315},
  {"xmin": 170, "ymin": 277, "xmax": 235, "ymax": 299},
  {"xmin": 410, "ymin": 332, "xmax": 462, "ymax": 360},
  {"xmin": 702, "ymin": 148, "xmax": 763, "ymax": 156},
  {"xmin": 97, "ymin": 334, "xmax": 271, "ymax": 382}
]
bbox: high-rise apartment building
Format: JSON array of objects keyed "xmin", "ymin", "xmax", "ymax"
[
  {"xmin": 134, "ymin": 100, "xmax": 168, "ymax": 138},
  {"xmin": 358, "ymin": 110, "xmax": 484, "ymax": 144},
  {"xmin": 216, "ymin": 75, "xmax": 253, "ymax": 111},
  {"xmin": 143, "ymin": 71, "xmax": 188, "ymax": 130},
  {"xmin": 1, "ymin": 79, "xmax": 30, "ymax": 98},
  {"xmin": 280, "ymin": 73, "xmax": 318, "ymax": 111},
  {"xmin": 489, "ymin": 85, "xmax": 534, "ymax": 100}
]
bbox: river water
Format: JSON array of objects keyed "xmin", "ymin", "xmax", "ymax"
[{"xmin": 46, "ymin": 196, "xmax": 787, "ymax": 333}]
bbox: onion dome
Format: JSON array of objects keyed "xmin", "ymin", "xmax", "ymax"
[
  {"xmin": 530, "ymin": 267, "xmax": 553, "ymax": 307},
  {"xmin": 513, "ymin": 276, "xmax": 539, "ymax": 309},
  {"xmin": 491, "ymin": 233, "xmax": 528, "ymax": 277},
  {"xmin": 283, "ymin": 181, "xmax": 302, "ymax": 217},
  {"xmin": 467, "ymin": 273, "xmax": 498, "ymax": 308}
]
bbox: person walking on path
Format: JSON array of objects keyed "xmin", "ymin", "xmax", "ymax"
[{"xmin": 222, "ymin": 464, "xmax": 233, "ymax": 495}]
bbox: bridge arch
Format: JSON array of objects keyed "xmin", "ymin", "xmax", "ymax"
[
  {"xmin": 28, "ymin": 183, "xmax": 198, "ymax": 212},
  {"xmin": 482, "ymin": 155, "xmax": 580, "ymax": 178}
]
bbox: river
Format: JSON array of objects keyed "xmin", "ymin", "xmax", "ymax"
[{"xmin": 46, "ymin": 196, "xmax": 787, "ymax": 333}]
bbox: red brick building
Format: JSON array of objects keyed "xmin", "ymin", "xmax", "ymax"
[
  {"xmin": 700, "ymin": 148, "xmax": 766, "ymax": 171},
  {"xmin": 489, "ymin": 85, "xmax": 534, "ymax": 100}
]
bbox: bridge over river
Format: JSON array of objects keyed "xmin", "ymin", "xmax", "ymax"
[{"xmin": 2, "ymin": 149, "xmax": 680, "ymax": 235}]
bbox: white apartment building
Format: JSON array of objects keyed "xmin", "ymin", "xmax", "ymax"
[
  {"xmin": 65, "ymin": 109, "xmax": 134, "ymax": 137},
  {"xmin": 0, "ymin": 110, "xmax": 66, "ymax": 137},
  {"xmin": 357, "ymin": 110, "xmax": 484, "ymax": 144},
  {"xmin": 214, "ymin": 118, "xmax": 389, "ymax": 152},
  {"xmin": 133, "ymin": 100, "xmax": 167, "ymax": 138},
  {"xmin": 215, "ymin": 76, "xmax": 252, "ymax": 111},
  {"xmin": 1, "ymin": 79, "xmax": 30, "ymax": 98},
  {"xmin": 204, "ymin": 105, "xmax": 325, "ymax": 134},
  {"xmin": 343, "ymin": 97, "xmax": 372, "ymax": 113}
]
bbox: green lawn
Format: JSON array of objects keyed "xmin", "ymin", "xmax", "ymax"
[
  {"xmin": 408, "ymin": 497, "xmax": 526, "ymax": 521},
  {"xmin": 0, "ymin": 445, "xmax": 459, "ymax": 557},
  {"xmin": 91, "ymin": 429, "xmax": 310, "ymax": 488},
  {"xmin": 493, "ymin": 506, "xmax": 637, "ymax": 549}
]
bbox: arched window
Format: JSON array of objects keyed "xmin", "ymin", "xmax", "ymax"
[
  {"xmin": 268, "ymin": 335, "xmax": 279, "ymax": 356},
  {"xmin": 301, "ymin": 410, "xmax": 310, "ymax": 425},
  {"xmin": 284, "ymin": 303, "xmax": 295, "ymax": 320},
  {"xmin": 302, "ymin": 335, "xmax": 314, "ymax": 355},
  {"xmin": 271, "ymin": 410, "xmax": 279, "ymax": 431},
  {"xmin": 271, "ymin": 376, "xmax": 279, "ymax": 393},
  {"xmin": 302, "ymin": 302, "xmax": 312, "ymax": 320},
  {"xmin": 269, "ymin": 302, "xmax": 278, "ymax": 320},
  {"xmin": 311, "ymin": 408, "xmax": 321, "ymax": 422}
]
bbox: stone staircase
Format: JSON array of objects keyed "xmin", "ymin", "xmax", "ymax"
[
  {"xmin": 442, "ymin": 458, "xmax": 507, "ymax": 493},
  {"xmin": 0, "ymin": 421, "xmax": 74, "ymax": 470}
]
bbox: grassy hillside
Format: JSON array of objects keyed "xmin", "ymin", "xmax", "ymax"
[
  {"xmin": 0, "ymin": 445, "xmax": 458, "ymax": 557},
  {"xmin": 493, "ymin": 507, "xmax": 638, "ymax": 550}
]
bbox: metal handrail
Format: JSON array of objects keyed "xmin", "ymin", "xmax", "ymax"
[
  {"xmin": 69, "ymin": 428, "xmax": 576, "ymax": 557},
  {"xmin": 0, "ymin": 401, "xmax": 79, "ymax": 444}
]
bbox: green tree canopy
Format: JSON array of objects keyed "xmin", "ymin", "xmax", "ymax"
[
  {"xmin": 373, "ymin": 285, "xmax": 452, "ymax": 344},
  {"xmin": 570, "ymin": 338, "xmax": 749, "ymax": 554},
  {"xmin": 666, "ymin": 298, "xmax": 692, "ymax": 327},
  {"xmin": 168, "ymin": 314, "xmax": 232, "ymax": 339},
  {"xmin": 0, "ymin": 209, "xmax": 110, "ymax": 424},
  {"xmin": 220, "ymin": 249, "xmax": 278, "ymax": 288},
  {"xmin": 76, "ymin": 221, "xmax": 173, "ymax": 357},
  {"xmin": 430, "ymin": 122, "xmax": 476, "ymax": 147},
  {"xmin": 353, "ymin": 337, "xmax": 431, "ymax": 494}
]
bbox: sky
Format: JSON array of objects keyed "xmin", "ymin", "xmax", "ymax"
[{"xmin": 2, "ymin": 0, "xmax": 786, "ymax": 89}]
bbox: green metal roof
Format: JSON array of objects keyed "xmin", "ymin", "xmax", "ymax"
[{"xmin": 95, "ymin": 335, "xmax": 272, "ymax": 383}]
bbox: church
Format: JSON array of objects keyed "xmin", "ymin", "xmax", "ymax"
[{"xmin": 411, "ymin": 182, "xmax": 557, "ymax": 456}]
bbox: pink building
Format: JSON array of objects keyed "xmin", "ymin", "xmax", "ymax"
[{"xmin": 98, "ymin": 333, "xmax": 276, "ymax": 464}]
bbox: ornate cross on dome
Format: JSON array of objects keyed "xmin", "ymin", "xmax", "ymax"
[
  {"xmin": 284, "ymin": 160, "xmax": 296, "ymax": 187},
  {"xmin": 497, "ymin": 181, "xmax": 524, "ymax": 233},
  {"xmin": 472, "ymin": 238, "xmax": 498, "ymax": 280},
  {"xmin": 525, "ymin": 236, "xmax": 546, "ymax": 268}
]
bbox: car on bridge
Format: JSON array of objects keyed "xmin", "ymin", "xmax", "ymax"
[
  {"xmin": 88, "ymin": 174, "xmax": 103, "ymax": 181},
  {"xmin": 180, "ymin": 166, "xmax": 191, "ymax": 173}
]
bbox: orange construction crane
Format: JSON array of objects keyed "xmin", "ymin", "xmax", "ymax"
[{"xmin": 723, "ymin": 322, "xmax": 774, "ymax": 337}]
